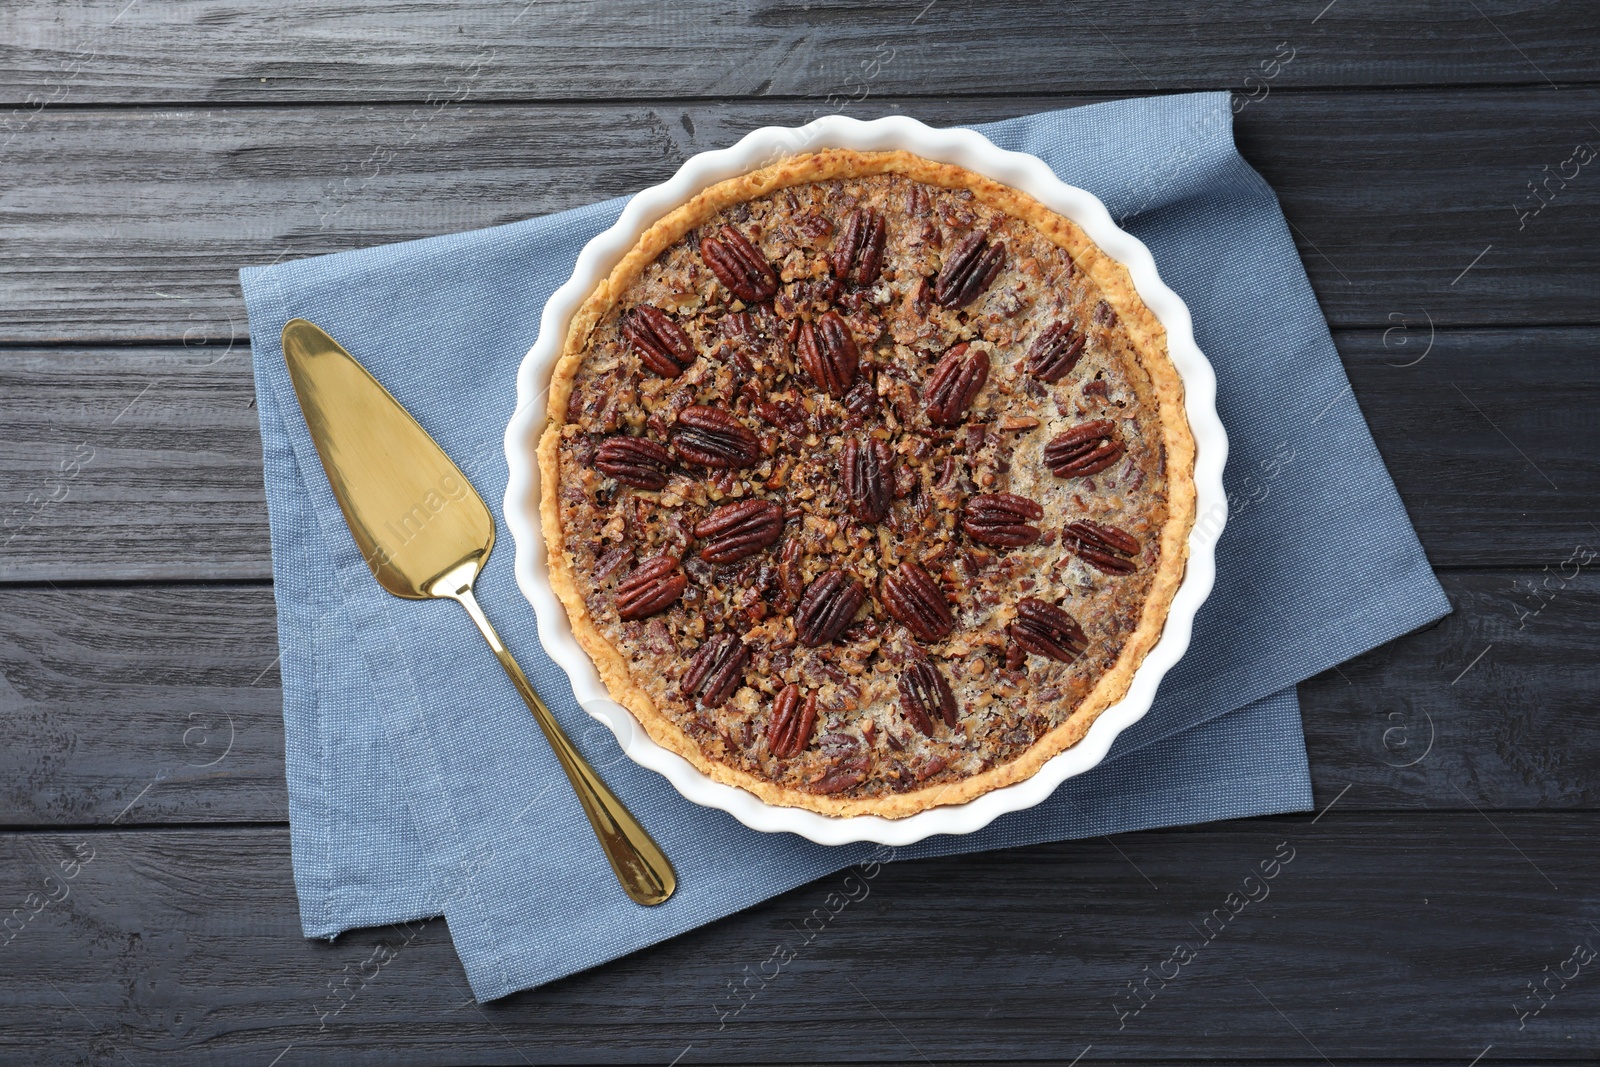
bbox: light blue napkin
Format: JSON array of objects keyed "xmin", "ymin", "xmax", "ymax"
[{"xmin": 241, "ymin": 92, "xmax": 1449, "ymax": 1001}]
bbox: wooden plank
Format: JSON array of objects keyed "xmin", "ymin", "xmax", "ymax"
[
  {"xmin": 3, "ymin": 328, "xmax": 1594, "ymax": 581},
  {"xmin": 0, "ymin": 815, "xmax": 1595, "ymax": 1063},
  {"xmin": 0, "ymin": 584, "xmax": 287, "ymax": 828},
  {"xmin": 0, "ymin": 346, "xmax": 267, "ymax": 582},
  {"xmin": 1300, "ymin": 565, "xmax": 1600, "ymax": 809},
  {"xmin": 1, "ymin": 89, "xmax": 1597, "ymax": 345},
  {"xmin": 3, "ymin": 0, "xmax": 1593, "ymax": 108},
  {"xmin": 1339, "ymin": 327, "xmax": 1600, "ymax": 566},
  {"xmin": 2, "ymin": 569, "xmax": 1595, "ymax": 828}
]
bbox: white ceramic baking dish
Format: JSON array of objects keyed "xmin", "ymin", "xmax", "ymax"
[{"xmin": 503, "ymin": 113, "xmax": 1226, "ymax": 846}]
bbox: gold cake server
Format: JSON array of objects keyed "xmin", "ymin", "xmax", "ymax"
[{"xmin": 280, "ymin": 318, "xmax": 675, "ymax": 906}]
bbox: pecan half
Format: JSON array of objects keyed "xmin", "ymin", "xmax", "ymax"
[
  {"xmin": 594, "ymin": 545, "xmax": 631, "ymax": 583},
  {"xmin": 807, "ymin": 755, "xmax": 870, "ymax": 794},
  {"xmin": 593, "ymin": 436, "xmax": 673, "ymax": 490},
  {"xmin": 621, "ymin": 305, "xmax": 695, "ymax": 378},
  {"xmin": 700, "ymin": 224, "xmax": 778, "ymax": 303},
  {"xmin": 798, "ymin": 310, "xmax": 860, "ymax": 398},
  {"xmin": 793, "ymin": 569, "xmax": 866, "ymax": 646},
  {"xmin": 778, "ymin": 538, "xmax": 805, "ymax": 602},
  {"xmin": 1064, "ymin": 520, "xmax": 1141, "ymax": 575},
  {"xmin": 695, "ymin": 499, "xmax": 784, "ymax": 563},
  {"xmin": 796, "ymin": 212, "xmax": 834, "ymax": 242},
  {"xmin": 1007, "ymin": 598, "xmax": 1087, "ymax": 663},
  {"xmin": 831, "ymin": 207, "xmax": 887, "ymax": 286},
  {"xmin": 898, "ymin": 661, "xmax": 957, "ymax": 735},
  {"xmin": 671, "ymin": 405, "xmax": 763, "ymax": 469},
  {"xmin": 882, "ymin": 562, "xmax": 954, "ymax": 642},
  {"xmin": 923, "ymin": 342, "xmax": 990, "ymax": 426},
  {"xmin": 616, "ymin": 556, "xmax": 687, "ymax": 620},
  {"xmin": 962, "ymin": 493, "xmax": 1043, "ymax": 548},
  {"xmin": 681, "ymin": 631, "xmax": 751, "ymax": 707},
  {"xmin": 1044, "ymin": 419, "xmax": 1125, "ymax": 478},
  {"xmin": 842, "ymin": 375, "xmax": 878, "ymax": 419},
  {"xmin": 910, "ymin": 276, "xmax": 932, "ymax": 317},
  {"xmin": 724, "ymin": 309, "xmax": 760, "ymax": 340},
  {"xmin": 933, "ymin": 230, "xmax": 1005, "ymax": 309},
  {"xmin": 767, "ymin": 682, "xmax": 817, "ymax": 758},
  {"xmin": 842, "ymin": 437, "xmax": 892, "ymax": 524},
  {"xmin": 1026, "ymin": 320, "xmax": 1086, "ymax": 383},
  {"xmin": 755, "ymin": 397, "xmax": 808, "ymax": 438}
]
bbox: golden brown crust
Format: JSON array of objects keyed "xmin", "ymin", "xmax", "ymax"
[{"xmin": 538, "ymin": 148, "xmax": 1196, "ymax": 818}]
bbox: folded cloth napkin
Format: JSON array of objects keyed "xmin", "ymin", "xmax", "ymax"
[{"xmin": 241, "ymin": 92, "xmax": 1449, "ymax": 1001}]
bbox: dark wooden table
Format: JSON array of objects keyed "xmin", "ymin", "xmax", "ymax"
[{"xmin": 3, "ymin": 3, "xmax": 1597, "ymax": 1064}]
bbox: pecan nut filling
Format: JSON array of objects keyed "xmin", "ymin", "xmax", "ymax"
[{"xmin": 539, "ymin": 150, "xmax": 1196, "ymax": 819}]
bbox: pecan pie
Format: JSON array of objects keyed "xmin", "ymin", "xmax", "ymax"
[{"xmin": 538, "ymin": 149, "xmax": 1196, "ymax": 818}]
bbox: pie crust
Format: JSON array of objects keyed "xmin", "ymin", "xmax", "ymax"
[{"xmin": 538, "ymin": 148, "xmax": 1195, "ymax": 818}]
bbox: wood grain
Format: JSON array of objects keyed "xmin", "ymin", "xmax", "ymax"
[
  {"xmin": 0, "ymin": 584, "xmax": 287, "ymax": 829},
  {"xmin": 0, "ymin": 346, "xmax": 266, "ymax": 582},
  {"xmin": 1340, "ymin": 327, "xmax": 1600, "ymax": 565},
  {"xmin": 1, "ymin": 569, "xmax": 1594, "ymax": 828},
  {"xmin": 0, "ymin": 815, "xmax": 1594, "ymax": 1064},
  {"xmin": 3, "ymin": 0, "xmax": 1594, "ymax": 107},
  {"xmin": 4, "ymin": 328, "xmax": 1594, "ymax": 581},
  {"xmin": 2, "ymin": 89, "xmax": 1597, "ymax": 345}
]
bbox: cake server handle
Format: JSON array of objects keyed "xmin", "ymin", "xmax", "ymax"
[{"xmin": 435, "ymin": 569, "xmax": 676, "ymax": 907}]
